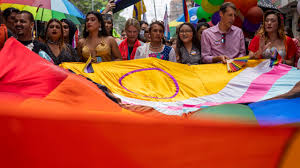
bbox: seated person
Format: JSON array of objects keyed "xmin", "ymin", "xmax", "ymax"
[
  {"xmin": 201, "ymin": 2, "xmax": 246, "ymax": 63},
  {"xmin": 248, "ymin": 10, "xmax": 296, "ymax": 66}
]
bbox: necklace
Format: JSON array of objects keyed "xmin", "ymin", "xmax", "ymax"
[
  {"xmin": 150, "ymin": 43, "xmax": 163, "ymax": 49},
  {"xmin": 47, "ymin": 40, "xmax": 59, "ymax": 45}
]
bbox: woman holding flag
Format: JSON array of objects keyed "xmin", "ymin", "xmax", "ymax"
[
  {"xmin": 134, "ymin": 21, "xmax": 176, "ymax": 62},
  {"xmin": 176, "ymin": 23, "xmax": 201, "ymax": 65},
  {"xmin": 118, "ymin": 18, "xmax": 143, "ymax": 60}
]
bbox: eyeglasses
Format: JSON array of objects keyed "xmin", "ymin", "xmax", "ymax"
[
  {"xmin": 221, "ymin": 33, "xmax": 226, "ymax": 44},
  {"xmin": 179, "ymin": 30, "xmax": 193, "ymax": 34}
]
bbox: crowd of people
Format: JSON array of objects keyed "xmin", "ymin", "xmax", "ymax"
[{"xmin": 0, "ymin": 2, "xmax": 300, "ymax": 68}]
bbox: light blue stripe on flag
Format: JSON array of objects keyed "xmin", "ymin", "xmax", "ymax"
[{"xmin": 260, "ymin": 67, "xmax": 300, "ymax": 100}]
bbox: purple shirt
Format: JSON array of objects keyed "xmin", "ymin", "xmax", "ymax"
[{"xmin": 201, "ymin": 24, "xmax": 246, "ymax": 63}]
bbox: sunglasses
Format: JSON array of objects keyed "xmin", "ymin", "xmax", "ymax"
[
  {"xmin": 63, "ymin": 25, "xmax": 69, "ymax": 29},
  {"xmin": 221, "ymin": 33, "xmax": 226, "ymax": 44}
]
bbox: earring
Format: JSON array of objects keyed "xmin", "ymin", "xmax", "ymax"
[{"xmin": 99, "ymin": 27, "xmax": 102, "ymax": 31}]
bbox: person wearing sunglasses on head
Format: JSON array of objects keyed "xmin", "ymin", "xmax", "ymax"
[
  {"xmin": 249, "ymin": 10, "xmax": 297, "ymax": 66},
  {"xmin": 248, "ymin": 10, "xmax": 296, "ymax": 66},
  {"xmin": 201, "ymin": 2, "xmax": 246, "ymax": 64}
]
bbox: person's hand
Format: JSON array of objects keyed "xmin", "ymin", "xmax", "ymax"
[
  {"xmin": 217, "ymin": 55, "xmax": 229, "ymax": 64},
  {"xmin": 102, "ymin": 1, "xmax": 116, "ymax": 14},
  {"xmin": 259, "ymin": 37, "xmax": 271, "ymax": 52},
  {"xmin": 106, "ymin": 1, "xmax": 116, "ymax": 10}
]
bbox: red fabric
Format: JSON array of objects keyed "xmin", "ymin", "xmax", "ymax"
[
  {"xmin": 0, "ymin": 102, "xmax": 297, "ymax": 168},
  {"xmin": 249, "ymin": 35, "xmax": 297, "ymax": 61},
  {"xmin": 293, "ymin": 38, "xmax": 300, "ymax": 67},
  {"xmin": 0, "ymin": 38, "xmax": 68, "ymax": 98},
  {"xmin": 119, "ymin": 38, "xmax": 141, "ymax": 60},
  {"xmin": 0, "ymin": 24, "xmax": 8, "ymax": 50}
]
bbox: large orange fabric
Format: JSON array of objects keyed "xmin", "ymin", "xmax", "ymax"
[{"xmin": 0, "ymin": 103, "xmax": 298, "ymax": 168}]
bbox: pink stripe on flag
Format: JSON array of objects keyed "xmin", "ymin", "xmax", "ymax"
[
  {"xmin": 227, "ymin": 64, "xmax": 292, "ymax": 104},
  {"xmin": 191, "ymin": 64, "xmax": 292, "ymax": 107}
]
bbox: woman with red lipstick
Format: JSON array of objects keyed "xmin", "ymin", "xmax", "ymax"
[
  {"xmin": 249, "ymin": 10, "xmax": 296, "ymax": 66},
  {"xmin": 77, "ymin": 11, "xmax": 121, "ymax": 63},
  {"xmin": 134, "ymin": 21, "xmax": 176, "ymax": 62},
  {"xmin": 45, "ymin": 19, "xmax": 79, "ymax": 65},
  {"xmin": 176, "ymin": 23, "xmax": 201, "ymax": 65}
]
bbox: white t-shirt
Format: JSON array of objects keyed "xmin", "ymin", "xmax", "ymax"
[{"xmin": 134, "ymin": 43, "xmax": 176, "ymax": 62}]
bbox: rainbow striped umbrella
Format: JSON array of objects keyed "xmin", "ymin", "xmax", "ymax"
[{"xmin": 0, "ymin": 0, "xmax": 85, "ymax": 24}]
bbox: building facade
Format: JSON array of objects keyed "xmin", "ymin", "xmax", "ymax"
[
  {"xmin": 280, "ymin": 0, "xmax": 299, "ymax": 38},
  {"xmin": 169, "ymin": 0, "xmax": 193, "ymax": 21}
]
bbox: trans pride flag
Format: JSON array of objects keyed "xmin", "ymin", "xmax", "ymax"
[{"xmin": 163, "ymin": 5, "xmax": 170, "ymax": 40}]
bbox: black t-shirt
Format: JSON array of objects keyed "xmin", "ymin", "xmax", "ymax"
[{"xmin": 7, "ymin": 29, "xmax": 13, "ymax": 38}]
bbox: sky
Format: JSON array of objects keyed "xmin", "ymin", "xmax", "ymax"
[{"xmin": 120, "ymin": 0, "xmax": 172, "ymax": 22}]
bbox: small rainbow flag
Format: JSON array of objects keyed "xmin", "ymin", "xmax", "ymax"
[
  {"xmin": 227, "ymin": 56, "xmax": 249, "ymax": 72},
  {"xmin": 182, "ymin": 0, "xmax": 190, "ymax": 22},
  {"xmin": 270, "ymin": 49, "xmax": 282, "ymax": 67}
]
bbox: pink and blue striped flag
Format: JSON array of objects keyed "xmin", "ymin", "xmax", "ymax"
[{"xmin": 163, "ymin": 5, "xmax": 170, "ymax": 40}]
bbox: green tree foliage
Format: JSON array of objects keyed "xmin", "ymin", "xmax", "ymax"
[{"xmin": 69, "ymin": 0, "xmax": 107, "ymax": 14}]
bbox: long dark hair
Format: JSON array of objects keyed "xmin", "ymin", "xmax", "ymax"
[
  {"xmin": 83, "ymin": 11, "xmax": 108, "ymax": 38},
  {"xmin": 61, "ymin": 19, "xmax": 77, "ymax": 46},
  {"xmin": 176, "ymin": 23, "xmax": 201, "ymax": 62},
  {"xmin": 45, "ymin": 18, "xmax": 65, "ymax": 49}
]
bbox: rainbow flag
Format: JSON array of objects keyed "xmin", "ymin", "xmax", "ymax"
[
  {"xmin": 2, "ymin": 38, "xmax": 300, "ymax": 167},
  {"xmin": 182, "ymin": 0, "xmax": 190, "ymax": 22}
]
